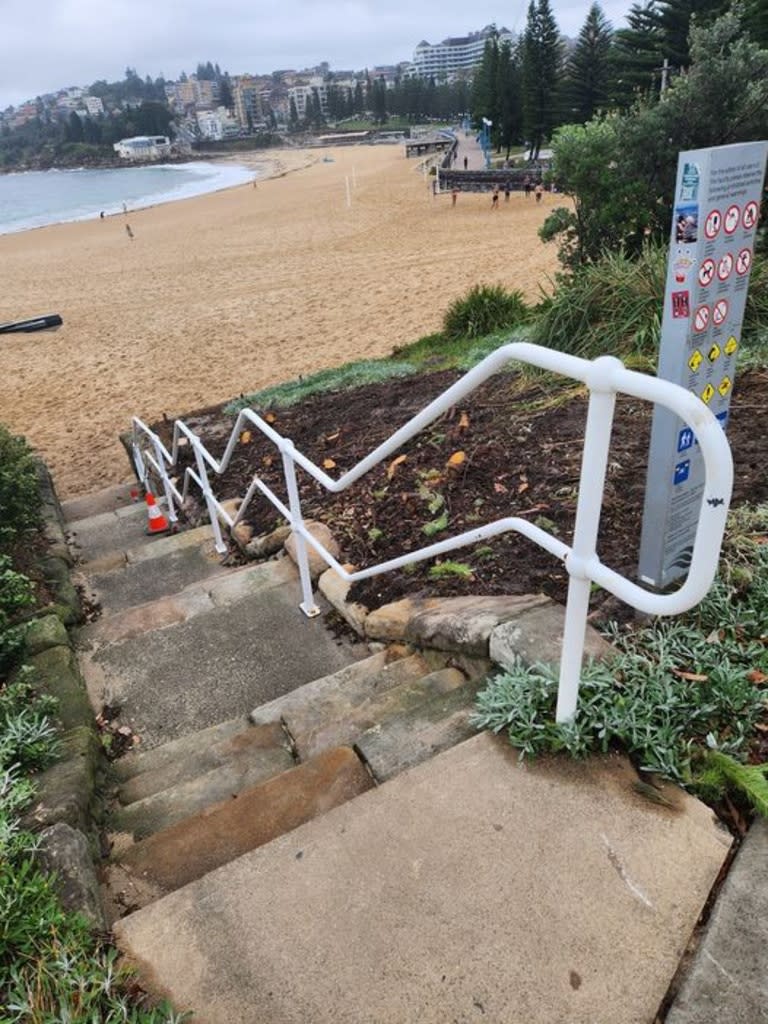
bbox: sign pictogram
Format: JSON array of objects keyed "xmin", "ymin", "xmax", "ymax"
[
  {"xmin": 724, "ymin": 335, "xmax": 738, "ymax": 356},
  {"xmin": 671, "ymin": 291, "xmax": 690, "ymax": 318},
  {"xmin": 708, "ymin": 343, "xmax": 720, "ymax": 362},
  {"xmin": 704, "ymin": 209, "xmax": 721, "ymax": 239},
  {"xmin": 693, "ymin": 304, "xmax": 710, "ymax": 332},
  {"xmin": 717, "ymin": 253, "xmax": 733, "ymax": 281},
  {"xmin": 701, "ymin": 383, "xmax": 715, "ymax": 403},
  {"xmin": 698, "ymin": 258, "xmax": 715, "ymax": 287},
  {"xmin": 742, "ymin": 201, "xmax": 759, "ymax": 230},
  {"xmin": 713, "ymin": 298, "xmax": 729, "ymax": 326},
  {"xmin": 718, "ymin": 376, "xmax": 731, "ymax": 397},
  {"xmin": 673, "ymin": 460, "xmax": 691, "ymax": 485},
  {"xmin": 724, "ymin": 204, "xmax": 740, "ymax": 234},
  {"xmin": 677, "ymin": 427, "xmax": 695, "ymax": 452},
  {"xmin": 688, "ymin": 349, "xmax": 703, "ymax": 371},
  {"xmin": 736, "ymin": 248, "xmax": 752, "ymax": 275}
]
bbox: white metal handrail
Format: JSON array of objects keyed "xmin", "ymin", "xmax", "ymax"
[{"xmin": 131, "ymin": 343, "xmax": 733, "ymax": 722}]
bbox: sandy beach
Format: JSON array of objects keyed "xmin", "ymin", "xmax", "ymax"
[{"xmin": 0, "ymin": 145, "xmax": 562, "ymax": 499}]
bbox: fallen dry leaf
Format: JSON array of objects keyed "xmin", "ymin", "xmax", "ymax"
[
  {"xmin": 265, "ymin": 412, "xmax": 277, "ymax": 423},
  {"xmin": 494, "ymin": 481, "xmax": 508, "ymax": 494},
  {"xmin": 240, "ymin": 430, "xmax": 252, "ymax": 444},
  {"xmin": 671, "ymin": 669, "xmax": 709, "ymax": 682},
  {"xmin": 262, "ymin": 455, "xmax": 273, "ymax": 467},
  {"xmin": 387, "ymin": 454, "xmax": 407, "ymax": 479},
  {"xmin": 325, "ymin": 430, "xmax": 340, "ymax": 443},
  {"xmin": 747, "ymin": 669, "xmax": 768, "ymax": 685},
  {"xmin": 518, "ymin": 481, "xmax": 529, "ymax": 494},
  {"xmin": 458, "ymin": 411, "xmax": 470, "ymax": 430},
  {"xmin": 323, "ymin": 458, "xmax": 337, "ymax": 470},
  {"xmin": 447, "ymin": 451, "xmax": 466, "ymax": 468}
]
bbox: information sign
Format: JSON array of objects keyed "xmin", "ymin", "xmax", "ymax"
[{"xmin": 638, "ymin": 141, "xmax": 768, "ymax": 587}]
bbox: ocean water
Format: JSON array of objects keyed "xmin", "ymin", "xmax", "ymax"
[{"xmin": 0, "ymin": 161, "xmax": 256, "ymax": 235}]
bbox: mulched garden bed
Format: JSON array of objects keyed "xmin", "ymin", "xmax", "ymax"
[{"xmin": 152, "ymin": 366, "xmax": 768, "ymax": 622}]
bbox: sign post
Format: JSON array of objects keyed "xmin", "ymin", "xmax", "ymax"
[{"xmin": 639, "ymin": 141, "xmax": 768, "ymax": 588}]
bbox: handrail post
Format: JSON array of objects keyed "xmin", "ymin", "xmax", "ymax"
[
  {"xmin": 281, "ymin": 441, "xmax": 320, "ymax": 617},
  {"xmin": 194, "ymin": 445, "xmax": 227, "ymax": 554},
  {"xmin": 556, "ymin": 358, "xmax": 620, "ymax": 723},
  {"xmin": 152, "ymin": 438, "xmax": 178, "ymax": 523}
]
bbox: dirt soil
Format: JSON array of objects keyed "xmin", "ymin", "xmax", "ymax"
[{"xmin": 153, "ymin": 366, "xmax": 768, "ymax": 622}]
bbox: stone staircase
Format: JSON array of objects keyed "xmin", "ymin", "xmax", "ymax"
[
  {"xmin": 60, "ymin": 480, "xmax": 738, "ymax": 1024},
  {"xmin": 63, "ymin": 482, "xmax": 487, "ymax": 923}
]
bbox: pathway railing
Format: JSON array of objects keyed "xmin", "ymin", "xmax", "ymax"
[{"xmin": 131, "ymin": 343, "xmax": 733, "ymax": 723}]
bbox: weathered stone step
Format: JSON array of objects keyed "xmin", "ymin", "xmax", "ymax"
[
  {"xmin": 113, "ymin": 733, "xmax": 731, "ymax": 1024},
  {"xmin": 84, "ymin": 526, "xmax": 230, "ymax": 612},
  {"xmin": 110, "ymin": 735, "xmax": 295, "ymax": 841},
  {"xmin": 355, "ymin": 677, "xmax": 485, "ymax": 782},
  {"xmin": 250, "ymin": 648, "xmax": 431, "ymax": 732},
  {"xmin": 67, "ymin": 500, "xmax": 169, "ymax": 565},
  {"xmin": 106, "ymin": 746, "xmax": 372, "ymax": 913},
  {"xmin": 78, "ymin": 559, "xmax": 365, "ymax": 751},
  {"xmin": 112, "ymin": 715, "xmax": 251, "ymax": 782},
  {"xmin": 289, "ymin": 666, "xmax": 466, "ymax": 760},
  {"xmin": 61, "ymin": 480, "xmax": 138, "ymax": 523},
  {"xmin": 118, "ymin": 722, "xmax": 288, "ymax": 806}
]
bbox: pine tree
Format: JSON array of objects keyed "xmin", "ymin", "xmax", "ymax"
[
  {"xmin": 610, "ymin": 1, "xmax": 663, "ymax": 106},
  {"xmin": 497, "ymin": 41, "xmax": 524, "ymax": 156},
  {"xmin": 652, "ymin": 0, "xmax": 729, "ymax": 70},
  {"xmin": 522, "ymin": 0, "xmax": 563, "ymax": 160},
  {"xmin": 562, "ymin": 3, "xmax": 614, "ymax": 122}
]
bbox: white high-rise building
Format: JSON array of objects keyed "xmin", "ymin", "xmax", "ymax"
[{"xmin": 412, "ymin": 25, "xmax": 515, "ymax": 79}]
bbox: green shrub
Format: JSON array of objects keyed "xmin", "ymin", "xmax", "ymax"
[
  {"xmin": 532, "ymin": 246, "xmax": 768, "ymax": 363},
  {"xmin": 443, "ymin": 284, "xmax": 530, "ymax": 341},
  {"xmin": 473, "ymin": 503, "xmax": 768, "ymax": 810},
  {"xmin": 0, "ymin": 559, "xmax": 35, "ymax": 677},
  {"xmin": 0, "ymin": 427, "xmax": 41, "ymax": 553}
]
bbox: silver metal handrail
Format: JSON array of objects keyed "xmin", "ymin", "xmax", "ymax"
[{"xmin": 131, "ymin": 343, "xmax": 733, "ymax": 722}]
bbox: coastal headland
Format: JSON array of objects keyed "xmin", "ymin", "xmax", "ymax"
[{"xmin": 0, "ymin": 145, "xmax": 562, "ymax": 498}]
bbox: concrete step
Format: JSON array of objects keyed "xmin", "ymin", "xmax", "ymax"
[
  {"xmin": 113, "ymin": 733, "xmax": 732, "ymax": 1024},
  {"xmin": 61, "ymin": 480, "xmax": 139, "ymax": 523},
  {"xmin": 288, "ymin": 666, "xmax": 467, "ymax": 760},
  {"xmin": 78, "ymin": 558, "xmax": 366, "ymax": 750},
  {"xmin": 117, "ymin": 721, "xmax": 289, "ymax": 806},
  {"xmin": 106, "ymin": 746, "xmax": 373, "ymax": 914},
  {"xmin": 110, "ymin": 731, "xmax": 295, "ymax": 841},
  {"xmin": 355, "ymin": 677, "xmax": 485, "ymax": 782},
  {"xmin": 67, "ymin": 501, "xmax": 171, "ymax": 565}
]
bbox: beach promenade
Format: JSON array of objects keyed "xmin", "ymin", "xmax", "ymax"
[{"xmin": 0, "ymin": 143, "xmax": 561, "ymax": 499}]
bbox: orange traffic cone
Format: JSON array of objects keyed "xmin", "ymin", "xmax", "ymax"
[{"xmin": 145, "ymin": 492, "xmax": 169, "ymax": 535}]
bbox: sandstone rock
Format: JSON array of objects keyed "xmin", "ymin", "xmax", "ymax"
[
  {"xmin": 34, "ymin": 823, "xmax": 106, "ymax": 929},
  {"xmin": 318, "ymin": 565, "xmax": 368, "ymax": 635},
  {"xmin": 364, "ymin": 597, "xmax": 442, "ymax": 642},
  {"xmin": 285, "ymin": 521, "xmax": 340, "ymax": 580},
  {"xmin": 24, "ymin": 614, "xmax": 69, "ymax": 656},
  {"xmin": 406, "ymin": 593, "xmax": 551, "ymax": 657},
  {"xmin": 245, "ymin": 524, "xmax": 292, "ymax": 559},
  {"xmin": 489, "ymin": 603, "xmax": 614, "ymax": 671}
]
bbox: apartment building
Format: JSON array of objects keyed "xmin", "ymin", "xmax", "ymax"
[
  {"xmin": 412, "ymin": 25, "xmax": 514, "ymax": 78},
  {"xmin": 232, "ymin": 75, "xmax": 264, "ymax": 129}
]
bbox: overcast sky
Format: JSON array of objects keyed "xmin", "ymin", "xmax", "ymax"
[{"xmin": 1, "ymin": 1, "xmax": 631, "ymax": 110}]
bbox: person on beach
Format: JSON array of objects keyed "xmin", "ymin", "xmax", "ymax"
[
  {"xmin": 463, "ymin": 156, "xmax": 468, "ymax": 170},
  {"xmin": 491, "ymin": 187, "xmax": 499, "ymax": 210},
  {"xmin": 122, "ymin": 201, "xmax": 128, "ymax": 215},
  {"xmin": 504, "ymin": 182, "xmax": 511, "ymax": 202},
  {"xmin": 535, "ymin": 183, "xmax": 543, "ymax": 203},
  {"xmin": 99, "ymin": 211, "xmax": 105, "ymax": 220},
  {"xmin": 452, "ymin": 188, "xmax": 458, "ymax": 207},
  {"xmin": 125, "ymin": 223, "xmax": 134, "ymax": 240},
  {"xmin": 524, "ymin": 176, "xmax": 532, "ymax": 199}
]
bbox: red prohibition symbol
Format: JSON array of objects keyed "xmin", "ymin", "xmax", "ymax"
[
  {"xmin": 736, "ymin": 248, "xmax": 752, "ymax": 275},
  {"xmin": 724, "ymin": 204, "xmax": 740, "ymax": 234},
  {"xmin": 742, "ymin": 201, "xmax": 759, "ymax": 230},
  {"xmin": 698, "ymin": 258, "xmax": 715, "ymax": 287},
  {"xmin": 694, "ymin": 304, "xmax": 710, "ymax": 332},
  {"xmin": 704, "ymin": 209, "xmax": 721, "ymax": 239},
  {"xmin": 717, "ymin": 252, "xmax": 733, "ymax": 281},
  {"xmin": 713, "ymin": 298, "xmax": 729, "ymax": 326}
]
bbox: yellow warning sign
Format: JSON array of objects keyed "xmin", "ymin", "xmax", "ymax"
[
  {"xmin": 701, "ymin": 383, "xmax": 715, "ymax": 404},
  {"xmin": 688, "ymin": 350, "xmax": 703, "ymax": 372},
  {"xmin": 718, "ymin": 376, "xmax": 731, "ymax": 397},
  {"xmin": 708, "ymin": 343, "xmax": 720, "ymax": 362},
  {"xmin": 725, "ymin": 336, "xmax": 738, "ymax": 356}
]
